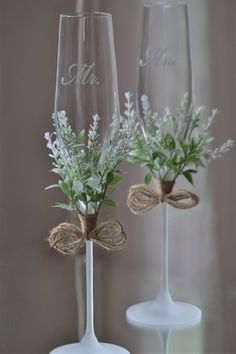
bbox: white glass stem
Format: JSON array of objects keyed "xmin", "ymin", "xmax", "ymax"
[
  {"xmin": 157, "ymin": 329, "xmax": 171, "ymax": 354},
  {"xmin": 156, "ymin": 203, "xmax": 174, "ymax": 306},
  {"xmin": 161, "ymin": 203, "xmax": 169, "ymax": 293},
  {"xmin": 80, "ymin": 240, "xmax": 99, "ymax": 346},
  {"xmin": 126, "ymin": 198, "xmax": 202, "ymax": 328}
]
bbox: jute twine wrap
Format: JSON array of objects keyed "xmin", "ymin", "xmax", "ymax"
[
  {"xmin": 128, "ymin": 180, "xmax": 199, "ymax": 215},
  {"xmin": 49, "ymin": 213, "xmax": 127, "ymax": 255}
]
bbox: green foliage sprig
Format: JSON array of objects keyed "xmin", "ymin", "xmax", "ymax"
[
  {"xmin": 45, "ymin": 93, "xmax": 137, "ymax": 214},
  {"xmin": 130, "ymin": 94, "xmax": 234, "ymax": 185}
]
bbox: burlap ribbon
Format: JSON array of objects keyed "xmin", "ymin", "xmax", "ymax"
[
  {"xmin": 49, "ymin": 213, "xmax": 126, "ymax": 255},
  {"xmin": 128, "ymin": 180, "xmax": 199, "ymax": 215}
]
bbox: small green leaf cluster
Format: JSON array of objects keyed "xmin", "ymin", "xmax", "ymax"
[
  {"xmin": 45, "ymin": 94, "xmax": 137, "ymax": 214},
  {"xmin": 130, "ymin": 94, "xmax": 233, "ymax": 185}
]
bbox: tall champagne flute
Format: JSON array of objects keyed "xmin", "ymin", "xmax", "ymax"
[
  {"xmin": 50, "ymin": 12, "xmax": 129, "ymax": 354},
  {"xmin": 127, "ymin": 2, "xmax": 202, "ymax": 328}
]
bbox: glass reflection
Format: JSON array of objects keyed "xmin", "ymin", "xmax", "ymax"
[{"xmin": 127, "ymin": 317, "xmax": 202, "ymax": 354}]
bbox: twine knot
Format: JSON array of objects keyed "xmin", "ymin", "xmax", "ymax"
[
  {"xmin": 127, "ymin": 180, "xmax": 199, "ymax": 215},
  {"xmin": 49, "ymin": 213, "xmax": 126, "ymax": 255}
]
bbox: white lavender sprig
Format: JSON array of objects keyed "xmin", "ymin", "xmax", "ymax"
[
  {"xmin": 130, "ymin": 94, "xmax": 234, "ymax": 185},
  {"xmin": 45, "ymin": 93, "xmax": 137, "ymax": 214}
]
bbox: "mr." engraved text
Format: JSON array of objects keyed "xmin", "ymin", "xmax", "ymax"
[{"xmin": 61, "ymin": 61, "xmax": 100, "ymax": 86}]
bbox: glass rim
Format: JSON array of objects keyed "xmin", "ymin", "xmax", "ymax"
[
  {"xmin": 60, "ymin": 11, "xmax": 112, "ymax": 19},
  {"xmin": 144, "ymin": 1, "xmax": 187, "ymax": 8}
]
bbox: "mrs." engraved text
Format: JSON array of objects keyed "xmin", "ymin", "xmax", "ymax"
[{"xmin": 139, "ymin": 47, "xmax": 176, "ymax": 67}]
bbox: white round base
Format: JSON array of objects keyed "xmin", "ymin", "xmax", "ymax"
[
  {"xmin": 49, "ymin": 342, "xmax": 130, "ymax": 354},
  {"xmin": 126, "ymin": 301, "xmax": 201, "ymax": 328}
]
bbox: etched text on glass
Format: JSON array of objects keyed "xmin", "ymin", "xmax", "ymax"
[
  {"xmin": 61, "ymin": 61, "xmax": 100, "ymax": 86},
  {"xmin": 139, "ymin": 47, "xmax": 176, "ymax": 67}
]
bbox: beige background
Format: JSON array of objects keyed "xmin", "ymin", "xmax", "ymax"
[{"xmin": 0, "ymin": 0, "xmax": 236, "ymax": 353}]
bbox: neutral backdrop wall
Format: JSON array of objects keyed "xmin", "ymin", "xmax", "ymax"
[{"xmin": 0, "ymin": 1, "xmax": 77, "ymax": 353}]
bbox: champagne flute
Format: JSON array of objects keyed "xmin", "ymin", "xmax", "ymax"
[
  {"xmin": 50, "ymin": 12, "xmax": 129, "ymax": 354},
  {"xmin": 127, "ymin": 2, "xmax": 202, "ymax": 329}
]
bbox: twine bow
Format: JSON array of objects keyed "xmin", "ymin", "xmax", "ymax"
[
  {"xmin": 49, "ymin": 213, "xmax": 126, "ymax": 255},
  {"xmin": 128, "ymin": 180, "xmax": 199, "ymax": 215}
]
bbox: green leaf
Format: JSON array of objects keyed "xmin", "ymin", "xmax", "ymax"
[
  {"xmin": 152, "ymin": 151, "xmax": 166, "ymax": 160},
  {"xmin": 45, "ymin": 184, "xmax": 59, "ymax": 190},
  {"xmin": 152, "ymin": 151, "xmax": 159, "ymax": 160},
  {"xmin": 58, "ymin": 180, "xmax": 71, "ymax": 197},
  {"xmin": 166, "ymin": 133, "xmax": 176, "ymax": 149},
  {"xmin": 53, "ymin": 203, "xmax": 75, "ymax": 211},
  {"xmin": 146, "ymin": 163, "xmax": 154, "ymax": 170},
  {"xmin": 72, "ymin": 179, "xmax": 83, "ymax": 193},
  {"xmin": 86, "ymin": 174, "xmax": 101, "ymax": 190},
  {"xmin": 182, "ymin": 171, "xmax": 193, "ymax": 185},
  {"xmin": 195, "ymin": 158, "xmax": 205, "ymax": 168},
  {"xmin": 102, "ymin": 199, "xmax": 117, "ymax": 207},
  {"xmin": 108, "ymin": 175, "xmax": 123, "ymax": 186},
  {"xmin": 184, "ymin": 169, "xmax": 197, "ymax": 174},
  {"xmin": 190, "ymin": 138, "xmax": 196, "ymax": 150},
  {"xmin": 93, "ymin": 192, "xmax": 104, "ymax": 202},
  {"xmin": 144, "ymin": 173, "xmax": 152, "ymax": 185},
  {"xmin": 79, "ymin": 192, "xmax": 87, "ymax": 203},
  {"xmin": 179, "ymin": 139, "xmax": 188, "ymax": 154},
  {"xmin": 77, "ymin": 129, "xmax": 85, "ymax": 144},
  {"xmin": 106, "ymin": 172, "xmax": 114, "ymax": 185}
]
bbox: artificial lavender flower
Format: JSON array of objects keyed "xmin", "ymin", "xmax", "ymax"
[
  {"xmin": 45, "ymin": 93, "xmax": 137, "ymax": 214},
  {"xmin": 130, "ymin": 94, "xmax": 234, "ymax": 184}
]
